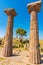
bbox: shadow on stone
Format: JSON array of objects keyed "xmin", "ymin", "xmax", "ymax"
[
  {"xmin": 40, "ymin": 54, "xmax": 43, "ymax": 64},
  {"xmin": 3, "ymin": 54, "xmax": 19, "ymax": 57},
  {"xmin": 10, "ymin": 54, "xmax": 19, "ymax": 57}
]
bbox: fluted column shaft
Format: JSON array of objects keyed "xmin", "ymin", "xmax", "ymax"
[
  {"xmin": 30, "ymin": 11, "xmax": 39, "ymax": 47},
  {"xmin": 3, "ymin": 9, "xmax": 17, "ymax": 57},
  {"xmin": 4, "ymin": 15, "xmax": 14, "ymax": 57},
  {"xmin": 29, "ymin": 11, "xmax": 40, "ymax": 64}
]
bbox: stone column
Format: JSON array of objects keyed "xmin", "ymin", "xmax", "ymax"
[
  {"xmin": 27, "ymin": 1, "xmax": 41, "ymax": 64},
  {"xmin": 3, "ymin": 9, "xmax": 17, "ymax": 57}
]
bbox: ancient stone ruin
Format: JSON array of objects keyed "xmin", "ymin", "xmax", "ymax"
[
  {"xmin": 2, "ymin": 1, "xmax": 42, "ymax": 65},
  {"xmin": 3, "ymin": 9, "xmax": 17, "ymax": 57},
  {"xmin": 27, "ymin": 1, "xmax": 41, "ymax": 64}
]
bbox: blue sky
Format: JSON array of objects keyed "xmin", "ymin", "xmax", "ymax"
[{"xmin": 0, "ymin": 0, "xmax": 43, "ymax": 40}]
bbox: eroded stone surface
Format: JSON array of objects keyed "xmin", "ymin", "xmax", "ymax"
[
  {"xmin": 3, "ymin": 9, "xmax": 17, "ymax": 57},
  {"xmin": 0, "ymin": 48, "xmax": 43, "ymax": 65},
  {"xmin": 27, "ymin": 1, "xmax": 41, "ymax": 64},
  {"xmin": 27, "ymin": 1, "xmax": 42, "ymax": 13}
]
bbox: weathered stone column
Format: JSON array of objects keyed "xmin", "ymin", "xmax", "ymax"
[
  {"xmin": 27, "ymin": 1, "xmax": 41, "ymax": 64},
  {"xmin": 3, "ymin": 9, "xmax": 17, "ymax": 57}
]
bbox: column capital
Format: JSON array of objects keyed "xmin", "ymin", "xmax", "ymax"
[
  {"xmin": 27, "ymin": 1, "xmax": 42, "ymax": 13},
  {"xmin": 4, "ymin": 8, "xmax": 17, "ymax": 16}
]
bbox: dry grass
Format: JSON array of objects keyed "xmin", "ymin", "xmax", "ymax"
[
  {"xmin": 0, "ymin": 58, "xmax": 6, "ymax": 61},
  {"xmin": 39, "ymin": 40, "xmax": 43, "ymax": 48}
]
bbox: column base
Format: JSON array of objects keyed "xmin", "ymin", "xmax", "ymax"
[{"xmin": 29, "ymin": 46, "xmax": 40, "ymax": 64}]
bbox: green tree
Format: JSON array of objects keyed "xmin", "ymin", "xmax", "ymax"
[
  {"xmin": 16, "ymin": 28, "xmax": 27, "ymax": 38},
  {"xmin": 16, "ymin": 28, "xmax": 27, "ymax": 47}
]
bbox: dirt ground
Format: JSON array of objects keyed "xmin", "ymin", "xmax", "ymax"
[{"xmin": 0, "ymin": 47, "xmax": 43, "ymax": 65}]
